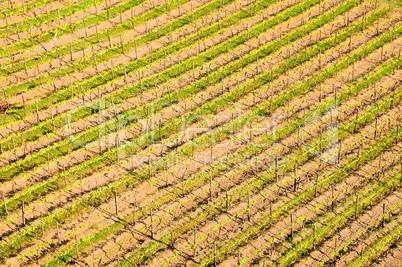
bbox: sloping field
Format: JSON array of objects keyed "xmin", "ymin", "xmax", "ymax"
[{"xmin": 0, "ymin": 0, "xmax": 401, "ymax": 265}]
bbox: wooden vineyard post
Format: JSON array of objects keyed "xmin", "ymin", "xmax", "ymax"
[
  {"xmin": 319, "ymin": 128, "xmax": 322, "ymax": 152},
  {"xmin": 294, "ymin": 163, "xmax": 297, "ymax": 192},
  {"xmin": 178, "ymin": 0, "xmax": 180, "ymax": 15},
  {"xmin": 22, "ymin": 200, "xmax": 25, "ymax": 225},
  {"xmin": 107, "ymin": 29, "xmax": 111, "ymax": 47},
  {"xmin": 114, "ymin": 191, "xmax": 118, "ymax": 216},
  {"xmin": 315, "ymin": 174, "xmax": 319, "ymax": 197},
  {"xmin": 120, "ymin": 5, "xmax": 123, "ymax": 23},
  {"xmin": 149, "ymin": 156, "xmax": 152, "ymax": 179},
  {"xmin": 382, "ymin": 203, "xmax": 385, "ymax": 228},
  {"xmin": 64, "ymin": 168, "xmax": 67, "ymax": 186},
  {"xmin": 36, "ymin": 100, "xmax": 39, "ymax": 123},
  {"xmin": 135, "ymin": 39, "xmax": 138, "ymax": 58},
  {"xmin": 247, "ymin": 190, "xmax": 250, "ymax": 221},
  {"xmin": 92, "ymin": 247, "xmax": 95, "ymax": 267},
  {"xmin": 210, "ymin": 139, "xmax": 213, "ymax": 164},
  {"xmin": 1, "ymin": 189, "xmax": 8, "ymax": 215},
  {"xmin": 120, "ymin": 34, "xmax": 124, "ymax": 55},
  {"xmin": 290, "ymin": 213, "xmax": 293, "ymax": 239},
  {"xmin": 354, "ymin": 107, "xmax": 359, "ymax": 134},
  {"xmin": 313, "ymin": 225, "xmax": 316, "ymax": 249},
  {"xmin": 150, "ymin": 207, "xmax": 153, "ymax": 237},
  {"xmin": 249, "ymin": 119, "xmax": 252, "ymax": 143},
  {"xmin": 334, "ymin": 236, "xmax": 338, "ymax": 257},
  {"xmin": 168, "ymin": 86, "xmax": 172, "ymax": 105},
  {"xmin": 21, "ymin": 94, "xmax": 26, "ymax": 117},
  {"xmin": 133, "ymin": 198, "xmax": 137, "ymax": 225},
  {"xmin": 41, "ymin": 212, "xmax": 44, "ymax": 235},
  {"xmin": 193, "ymin": 227, "xmax": 197, "ymax": 257},
  {"xmin": 75, "ymin": 235, "xmax": 79, "ymax": 257},
  {"xmin": 170, "ymin": 221, "xmax": 174, "ymax": 247},
  {"xmin": 275, "ymin": 156, "xmax": 278, "ymax": 182},
  {"xmin": 47, "ymin": 152, "xmax": 50, "ymax": 173},
  {"xmin": 192, "ymin": 61, "xmax": 195, "ymax": 80},
  {"xmin": 56, "ymin": 221, "xmax": 61, "ymax": 244},
  {"xmin": 159, "ymin": 120, "xmax": 162, "ymax": 141},
  {"xmin": 269, "ymin": 201, "xmax": 272, "ymax": 225},
  {"xmin": 83, "ymin": 18, "xmax": 87, "ymax": 37},
  {"xmin": 226, "ymin": 186, "xmax": 229, "ymax": 210},
  {"xmin": 355, "ymin": 194, "xmax": 359, "ymax": 220},
  {"xmin": 332, "ymin": 186, "xmax": 335, "ymax": 212},
  {"xmin": 374, "ymin": 117, "xmax": 378, "ymax": 139},
  {"xmin": 210, "ymin": 172, "xmax": 213, "ymax": 201},
  {"xmin": 70, "ymin": 42, "xmax": 73, "ymax": 62},
  {"xmin": 213, "ymin": 240, "xmax": 217, "ymax": 266}
]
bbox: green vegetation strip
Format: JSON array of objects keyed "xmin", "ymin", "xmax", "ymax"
[
  {"xmin": 0, "ymin": 0, "xmax": 187, "ymax": 56},
  {"xmin": 350, "ymin": 219, "xmax": 402, "ymax": 266},
  {"xmin": 275, "ymin": 171, "xmax": 402, "ymax": 266},
  {"xmin": 0, "ymin": 7, "xmax": 396, "ymax": 264},
  {"xmin": 45, "ymin": 57, "xmax": 400, "ymax": 266},
  {"xmin": 0, "ymin": 0, "xmax": 351, "ymax": 182},
  {"xmin": 0, "ymin": 0, "xmax": 336, "ymax": 144},
  {"xmin": 196, "ymin": 117, "xmax": 401, "ymax": 266}
]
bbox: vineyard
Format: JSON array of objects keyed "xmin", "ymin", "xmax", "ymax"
[{"xmin": 0, "ymin": 0, "xmax": 401, "ymax": 265}]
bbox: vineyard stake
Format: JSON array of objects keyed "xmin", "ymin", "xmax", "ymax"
[
  {"xmin": 83, "ymin": 18, "xmax": 87, "ymax": 37},
  {"xmin": 210, "ymin": 139, "xmax": 213, "ymax": 164},
  {"xmin": 149, "ymin": 156, "xmax": 152, "ymax": 178},
  {"xmin": 169, "ymin": 221, "xmax": 174, "ymax": 247},
  {"xmin": 313, "ymin": 225, "xmax": 316, "ymax": 249},
  {"xmin": 319, "ymin": 128, "xmax": 322, "ymax": 152},
  {"xmin": 210, "ymin": 172, "xmax": 213, "ymax": 200},
  {"xmin": 75, "ymin": 235, "xmax": 79, "ymax": 257},
  {"xmin": 355, "ymin": 194, "xmax": 359, "ymax": 220},
  {"xmin": 150, "ymin": 207, "xmax": 153, "ymax": 237},
  {"xmin": 41, "ymin": 212, "xmax": 44, "ymax": 235},
  {"xmin": 178, "ymin": 0, "xmax": 181, "ymax": 15},
  {"xmin": 135, "ymin": 39, "xmax": 138, "ymax": 58},
  {"xmin": 269, "ymin": 201, "xmax": 272, "ymax": 225},
  {"xmin": 290, "ymin": 213, "xmax": 293, "ymax": 239},
  {"xmin": 56, "ymin": 221, "xmax": 60, "ymax": 244},
  {"xmin": 1, "ymin": 189, "xmax": 8, "ymax": 215},
  {"xmin": 133, "ymin": 198, "xmax": 137, "ymax": 225},
  {"xmin": 80, "ymin": 171, "xmax": 83, "ymax": 193},
  {"xmin": 21, "ymin": 94, "xmax": 26, "ymax": 117},
  {"xmin": 214, "ymin": 240, "xmax": 217, "ymax": 266},
  {"xmin": 92, "ymin": 247, "xmax": 96, "ymax": 267},
  {"xmin": 114, "ymin": 191, "xmax": 118, "ymax": 216},
  {"xmin": 294, "ymin": 163, "xmax": 297, "ymax": 192},
  {"xmin": 247, "ymin": 190, "xmax": 250, "ymax": 221},
  {"xmin": 226, "ymin": 186, "xmax": 229, "ymax": 210},
  {"xmin": 193, "ymin": 227, "xmax": 197, "ymax": 257},
  {"xmin": 275, "ymin": 156, "xmax": 278, "ymax": 182},
  {"xmin": 2, "ymin": 88, "xmax": 9, "ymax": 109},
  {"xmin": 120, "ymin": 34, "xmax": 124, "ymax": 54},
  {"xmin": 333, "ymin": 235, "xmax": 338, "ymax": 256},
  {"xmin": 354, "ymin": 107, "xmax": 359, "ymax": 134}
]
